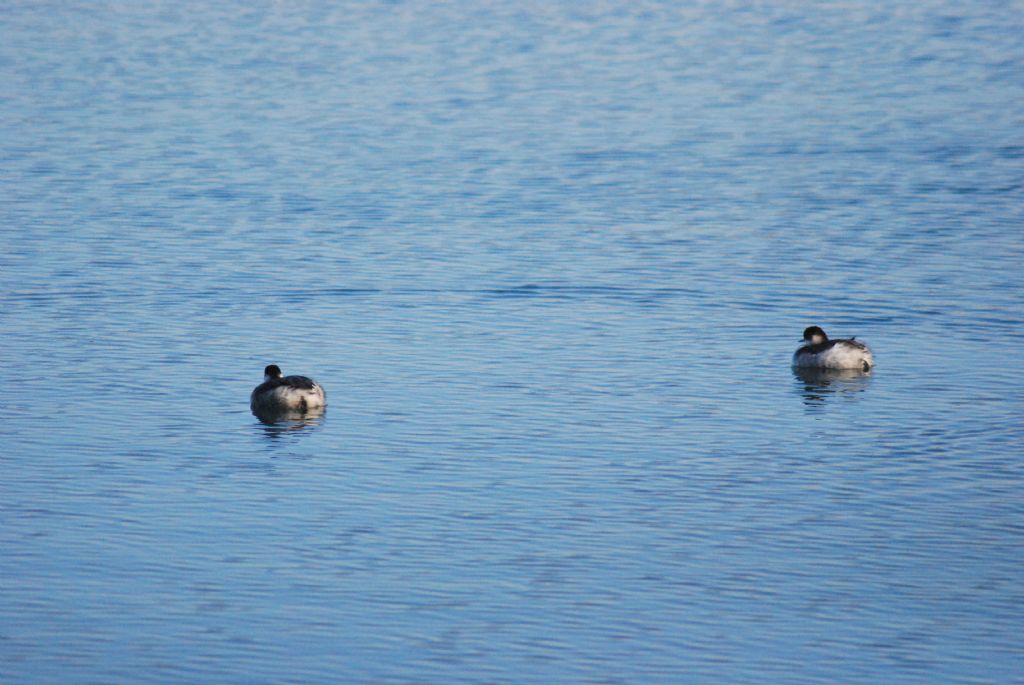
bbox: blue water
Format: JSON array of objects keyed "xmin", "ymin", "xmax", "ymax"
[{"xmin": 2, "ymin": 2, "xmax": 1023, "ymax": 683}]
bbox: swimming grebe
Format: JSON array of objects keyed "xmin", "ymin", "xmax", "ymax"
[
  {"xmin": 250, "ymin": 364, "xmax": 326, "ymax": 415},
  {"xmin": 792, "ymin": 326, "xmax": 874, "ymax": 371}
]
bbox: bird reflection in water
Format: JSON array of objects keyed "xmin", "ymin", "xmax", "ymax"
[
  {"xmin": 253, "ymin": 405, "xmax": 326, "ymax": 438},
  {"xmin": 793, "ymin": 367, "xmax": 872, "ymax": 408}
]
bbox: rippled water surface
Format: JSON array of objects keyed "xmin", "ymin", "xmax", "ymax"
[{"xmin": 2, "ymin": 2, "xmax": 1023, "ymax": 683}]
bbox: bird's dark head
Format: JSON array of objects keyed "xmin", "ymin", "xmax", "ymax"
[
  {"xmin": 802, "ymin": 326, "xmax": 828, "ymax": 345},
  {"xmin": 263, "ymin": 364, "xmax": 283, "ymax": 380}
]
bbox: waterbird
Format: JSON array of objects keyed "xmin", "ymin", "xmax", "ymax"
[
  {"xmin": 792, "ymin": 326, "xmax": 874, "ymax": 371},
  {"xmin": 250, "ymin": 364, "xmax": 326, "ymax": 416}
]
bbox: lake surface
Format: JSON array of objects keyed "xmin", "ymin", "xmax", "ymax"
[{"xmin": 2, "ymin": 2, "xmax": 1022, "ymax": 683}]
